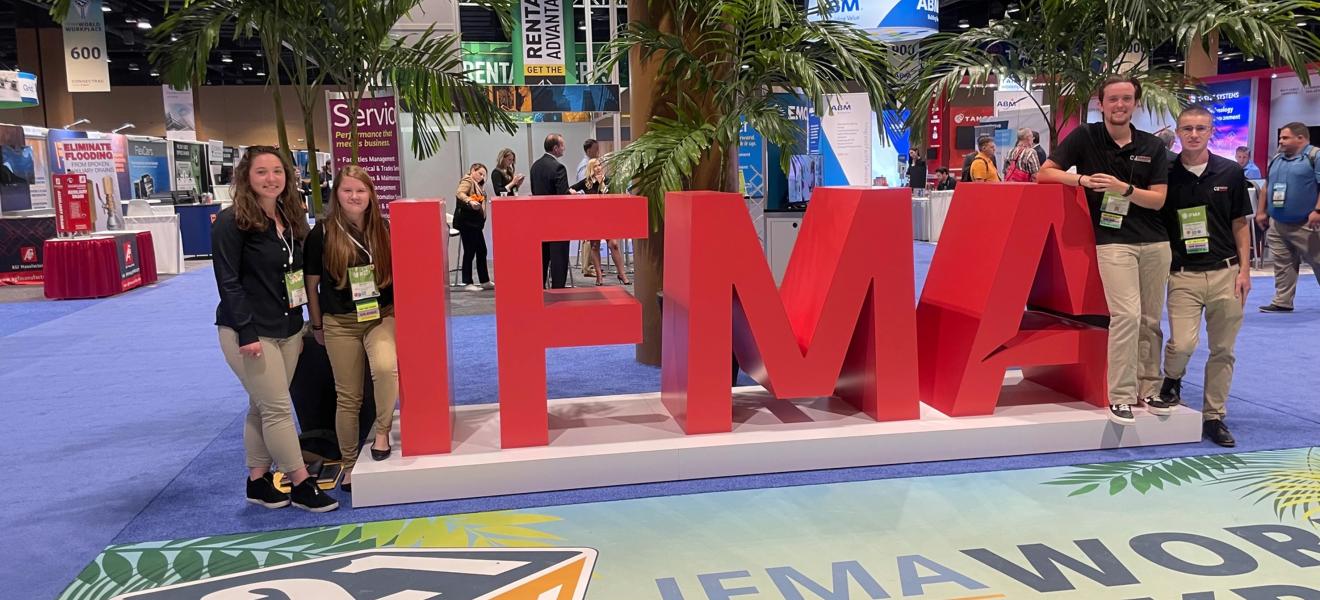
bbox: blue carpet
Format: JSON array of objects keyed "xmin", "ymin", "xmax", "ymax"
[
  {"xmin": 7, "ymin": 242, "xmax": 1320, "ymax": 600},
  {"xmin": 0, "ymin": 295, "xmax": 102, "ymax": 336}
]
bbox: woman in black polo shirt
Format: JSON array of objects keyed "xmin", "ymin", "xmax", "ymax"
[
  {"xmin": 305, "ymin": 165, "xmax": 397, "ymax": 493},
  {"xmin": 213, "ymin": 146, "xmax": 338, "ymax": 513}
]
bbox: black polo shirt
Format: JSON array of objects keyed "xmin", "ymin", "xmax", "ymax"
[
  {"xmin": 304, "ymin": 222, "xmax": 395, "ymax": 316},
  {"xmin": 1047, "ymin": 122, "xmax": 1170, "ymax": 245},
  {"xmin": 1164, "ymin": 152, "xmax": 1253, "ymax": 270},
  {"xmin": 212, "ymin": 207, "xmax": 306, "ymax": 346}
]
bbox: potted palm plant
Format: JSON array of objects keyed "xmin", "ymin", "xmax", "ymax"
[{"xmin": 597, "ymin": 0, "xmax": 898, "ymax": 364}]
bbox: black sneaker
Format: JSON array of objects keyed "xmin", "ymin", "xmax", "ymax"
[
  {"xmin": 1203, "ymin": 419, "xmax": 1236, "ymax": 447},
  {"xmin": 290, "ymin": 479, "xmax": 340, "ymax": 513},
  {"xmin": 1259, "ymin": 304, "xmax": 1294, "ymax": 313},
  {"xmin": 1108, "ymin": 403, "xmax": 1136, "ymax": 425},
  {"xmin": 1146, "ymin": 378, "xmax": 1182, "ymax": 416},
  {"xmin": 246, "ymin": 473, "xmax": 290, "ymax": 509}
]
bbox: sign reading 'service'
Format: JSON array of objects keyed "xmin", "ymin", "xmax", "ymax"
[
  {"xmin": 327, "ymin": 94, "xmax": 403, "ymax": 205},
  {"xmin": 388, "ymin": 184, "xmax": 1112, "ymax": 456}
]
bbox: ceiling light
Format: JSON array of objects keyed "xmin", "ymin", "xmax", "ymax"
[
  {"xmin": 1298, "ymin": 21, "xmax": 1307, "ymax": 27},
  {"xmin": 170, "ymin": 35, "xmax": 178, "ymax": 42},
  {"xmin": 124, "ymin": 17, "xmax": 136, "ymax": 24},
  {"xmin": 150, "ymin": 70, "xmax": 159, "ymax": 77},
  {"xmin": 128, "ymin": 63, "xmax": 139, "ymax": 71},
  {"xmin": 102, "ymin": 4, "xmax": 111, "ymax": 12},
  {"xmin": 1246, "ymin": 56, "xmax": 1256, "ymax": 62},
  {"xmin": 958, "ymin": 19, "xmax": 970, "ymax": 29},
  {"xmin": 221, "ymin": 55, "xmax": 233, "ymax": 63},
  {"xmin": 241, "ymin": 63, "xmax": 252, "ymax": 71},
  {"xmin": 137, "ymin": 20, "xmax": 151, "ymax": 30},
  {"xmin": 1005, "ymin": 3, "xmax": 1019, "ymax": 13},
  {"xmin": 1168, "ymin": 57, "xmax": 1176, "ymax": 63},
  {"xmin": 256, "ymin": 71, "xmax": 266, "ymax": 77}
]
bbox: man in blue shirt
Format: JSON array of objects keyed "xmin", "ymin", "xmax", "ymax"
[
  {"xmin": 1236, "ymin": 146, "xmax": 1262, "ymax": 179},
  {"xmin": 1257, "ymin": 122, "xmax": 1320, "ymax": 312}
]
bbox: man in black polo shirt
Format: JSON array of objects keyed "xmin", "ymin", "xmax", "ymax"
[
  {"xmin": 1146, "ymin": 106, "xmax": 1251, "ymax": 447},
  {"xmin": 1038, "ymin": 76, "xmax": 1170, "ymax": 425}
]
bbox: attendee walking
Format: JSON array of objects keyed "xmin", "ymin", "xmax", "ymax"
[
  {"xmin": 1003, "ymin": 128, "xmax": 1041, "ymax": 182},
  {"xmin": 304, "ymin": 166, "xmax": 399, "ymax": 492},
  {"xmin": 491, "ymin": 148, "xmax": 525, "ymax": 197},
  {"xmin": 1039, "ymin": 76, "xmax": 1171, "ymax": 425},
  {"xmin": 212, "ymin": 146, "xmax": 338, "ymax": 512},
  {"xmin": 1148, "ymin": 106, "xmax": 1252, "ymax": 447},
  {"xmin": 1257, "ymin": 122, "xmax": 1320, "ymax": 313},
  {"xmin": 969, "ymin": 136, "xmax": 1000, "ymax": 182},
  {"xmin": 532, "ymin": 133, "xmax": 572, "ymax": 288},
  {"xmin": 572, "ymin": 158, "xmax": 629, "ymax": 286},
  {"xmin": 454, "ymin": 163, "xmax": 493, "ymax": 291}
]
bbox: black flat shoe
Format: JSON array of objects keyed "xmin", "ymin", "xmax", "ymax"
[
  {"xmin": 371, "ymin": 445, "xmax": 392, "ymax": 461},
  {"xmin": 340, "ymin": 481, "xmax": 352, "ymax": 493}
]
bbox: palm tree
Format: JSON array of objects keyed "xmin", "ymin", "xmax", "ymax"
[
  {"xmin": 905, "ymin": 0, "xmax": 1320, "ymax": 150},
  {"xmin": 596, "ymin": 0, "xmax": 898, "ymax": 364}
]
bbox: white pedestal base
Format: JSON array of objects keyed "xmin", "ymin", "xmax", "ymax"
[{"xmin": 351, "ymin": 374, "xmax": 1202, "ymax": 507}]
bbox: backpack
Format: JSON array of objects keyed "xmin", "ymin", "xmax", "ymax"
[
  {"xmin": 1268, "ymin": 145, "xmax": 1320, "ymax": 175},
  {"xmin": 960, "ymin": 152, "xmax": 979, "ymax": 182},
  {"xmin": 1003, "ymin": 148, "xmax": 1033, "ymax": 182}
]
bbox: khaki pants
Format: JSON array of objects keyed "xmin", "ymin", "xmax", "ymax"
[
  {"xmin": 1096, "ymin": 242, "xmax": 1171, "ymax": 405},
  {"xmin": 1266, "ymin": 219, "xmax": 1320, "ymax": 309},
  {"xmin": 1163, "ymin": 267, "xmax": 1244, "ymax": 421},
  {"xmin": 323, "ymin": 307, "xmax": 398, "ymax": 469},
  {"xmin": 219, "ymin": 327, "xmax": 305, "ymax": 472}
]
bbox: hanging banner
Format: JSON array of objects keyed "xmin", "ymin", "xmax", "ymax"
[
  {"xmin": 127, "ymin": 140, "xmax": 171, "ymax": 198},
  {"xmin": 485, "ymin": 84, "xmax": 619, "ymax": 113},
  {"xmin": 48, "ymin": 130, "xmax": 122, "ymax": 231},
  {"xmin": 327, "ymin": 94, "xmax": 402, "ymax": 204},
  {"xmin": 172, "ymin": 141, "xmax": 204, "ymax": 193},
  {"xmin": 514, "ymin": 0, "xmax": 577, "ymax": 85},
  {"xmin": 808, "ymin": 0, "xmax": 939, "ymax": 41},
  {"xmin": 53, "ymin": 173, "xmax": 93, "ymax": 234},
  {"xmin": 0, "ymin": 125, "xmax": 35, "ymax": 212},
  {"xmin": 24, "ymin": 136, "xmax": 51, "ymax": 210},
  {"xmin": 1189, "ymin": 80, "xmax": 1254, "ymax": 160},
  {"xmin": 62, "ymin": 0, "xmax": 110, "ymax": 92},
  {"xmin": 162, "ymin": 86, "xmax": 197, "ymax": 142},
  {"xmin": 0, "ymin": 71, "xmax": 40, "ymax": 109},
  {"xmin": 463, "ymin": 42, "xmax": 516, "ymax": 85}
]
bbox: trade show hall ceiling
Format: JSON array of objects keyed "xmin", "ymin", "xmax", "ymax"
[{"xmin": 0, "ymin": 0, "xmax": 1314, "ymax": 88}]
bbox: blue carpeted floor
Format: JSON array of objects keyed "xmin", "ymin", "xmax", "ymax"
[{"xmin": 5, "ymin": 243, "xmax": 1320, "ymax": 599}]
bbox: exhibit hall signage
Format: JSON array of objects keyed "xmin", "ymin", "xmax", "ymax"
[
  {"xmin": 48, "ymin": 130, "xmax": 122, "ymax": 231},
  {"xmin": 162, "ymin": 86, "xmax": 197, "ymax": 142},
  {"xmin": 514, "ymin": 0, "xmax": 577, "ymax": 85},
  {"xmin": 0, "ymin": 70, "xmax": 40, "ymax": 109},
  {"xmin": 53, "ymin": 173, "xmax": 93, "ymax": 234},
  {"xmin": 62, "ymin": 0, "xmax": 110, "ymax": 92},
  {"xmin": 817, "ymin": 93, "xmax": 874, "ymax": 186},
  {"xmin": 327, "ymin": 94, "xmax": 403, "ymax": 205},
  {"xmin": 808, "ymin": 0, "xmax": 939, "ymax": 41}
]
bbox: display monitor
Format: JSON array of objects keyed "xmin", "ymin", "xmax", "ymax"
[{"xmin": 787, "ymin": 154, "xmax": 821, "ymax": 206}]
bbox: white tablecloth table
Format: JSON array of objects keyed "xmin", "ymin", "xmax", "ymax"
[{"xmin": 124, "ymin": 214, "xmax": 185, "ymax": 275}]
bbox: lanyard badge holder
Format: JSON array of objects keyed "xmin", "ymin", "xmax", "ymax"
[
  {"xmin": 1177, "ymin": 205, "xmax": 1211, "ymax": 254},
  {"xmin": 342, "ymin": 224, "xmax": 382, "ymax": 322},
  {"xmin": 281, "ymin": 233, "xmax": 308, "ymax": 308},
  {"xmin": 1100, "ymin": 192, "xmax": 1130, "ymax": 229},
  {"xmin": 1273, "ymin": 183, "xmax": 1288, "ymax": 208}
]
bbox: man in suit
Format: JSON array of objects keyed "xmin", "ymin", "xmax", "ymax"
[{"xmin": 532, "ymin": 133, "xmax": 572, "ymax": 288}]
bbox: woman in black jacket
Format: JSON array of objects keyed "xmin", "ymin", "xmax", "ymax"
[
  {"xmin": 571, "ymin": 158, "xmax": 629, "ymax": 286},
  {"xmin": 490, "ymin": 148, "xmax": 525, "ymax": 197},
  {"xmin": 213, "ymin": 146, "xmax": 338, "ymax": 513}
]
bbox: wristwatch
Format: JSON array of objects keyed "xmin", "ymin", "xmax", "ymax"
[{"xmin": 1122, "ymin": 184, "xmax": 1135, "ymax": 197}]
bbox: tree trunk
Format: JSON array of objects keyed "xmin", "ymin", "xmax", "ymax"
[
  {"xmin": 629, "ymin": 0, "xmax": 736, "ymax": 366},
  {"xmin": 304, "ymin": 109, "xmax": 323, "ymax": 218}
]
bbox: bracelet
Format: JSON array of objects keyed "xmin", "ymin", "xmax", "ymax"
[
  {"xmin": 1077, "ymin": 174, "xmax": 1085, "ymax": 187},
  {"xmin": 311, "ymin": 324, "xmax": 323, "ymax": 330}
]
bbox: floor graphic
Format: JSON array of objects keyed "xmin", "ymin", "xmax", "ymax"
[{"xmin": 64, "ymin": 447, "xmax": 1320, "ymax": 599}]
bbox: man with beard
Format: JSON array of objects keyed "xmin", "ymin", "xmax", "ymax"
[{"xmin": 1038, "ymin": 76, "xmax": 1171, "ymax": 425}]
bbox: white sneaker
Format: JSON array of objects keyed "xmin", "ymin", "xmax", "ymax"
[
  {"xmin": 482, "ymin": 281, "xmax": 495, "ymax": 290},
  {"xmin": 463, "ymin": 284, "xmax": 483, "ymax": 292}
]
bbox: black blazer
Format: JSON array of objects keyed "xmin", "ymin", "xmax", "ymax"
[{"xmin": 530, "ymin": 153, "xmax": 569, "ymax": 196}]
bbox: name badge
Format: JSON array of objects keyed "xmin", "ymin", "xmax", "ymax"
[
  {"xmin": 348, "ymin": 264, "xmax": 380, "ymax": 301},
  {"xmin": 355, "ymin": 299, "xmax": 381, "ymax": 322},
  {"xmin": 284, "ymin": 270, "xmax": 308, "ymax": 308},
  {"xmin": 1177, "ymin": 206, "xmax": 1210, "ymax": 240},
  {"xmin": 1102, "ymin": 192, "xmax": 1131, "ymax": 216},
  {"xmin": 1131, "ymin": 155, "xmax": 1152, "ymax": 163},
  {"xmin": 1100, "ymin": 212, "xmax": 1124, "ymax": 229},
  {"xmin": 1185, "ymin": 238, "xmax": 1211, "ymax": 254},
  {"xmin": 1273, "ymin": 183, "xmax": 1288, "ymax": 208}
]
